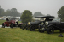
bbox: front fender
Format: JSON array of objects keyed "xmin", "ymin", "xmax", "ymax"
[{"xmin": 47, "ymin": 24, "xmax": 53, "ymax": 28}]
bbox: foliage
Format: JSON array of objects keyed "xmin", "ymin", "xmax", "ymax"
[
  {"xmin": 58, "ymin": 6, "xmax": 64, "ymax": 22},
  {"xmin": 0, "ymin": 6, "xmax": 20, "ymax": 17},
  {"xmin": 21, "ymin": 10, "xmax": 32, "ymax": 23},
  {"xmin": 0, "ymin": 7, "xmax": 4, "ymax": 17},
  {"xmin": 5, "ymin": 8, "xmax": 20, "ymax": 17}
]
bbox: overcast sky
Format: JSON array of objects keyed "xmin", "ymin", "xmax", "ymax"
[{"xmin": 0, "ymin": 0, "xmax": 64, "ymax": 17}]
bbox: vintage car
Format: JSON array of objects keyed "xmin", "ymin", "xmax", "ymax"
[
  {"xmin": 2, "ymin": 18, "xmax": 22, "ymax": 28},
  {"xmin": 20, "ymin": 23, "xmax": 28, "ymax": 29},
  {"xmin": 19, "ymin": 17, "xmax": 42, "ymax": 30},
  {"xmin": 20, "ymin": 16, "xmax": 45, "ymax": 31},
  {"xmin": 36, "ymin": 16, "xmax": 64, "ymax": 34},
  {"xmin": 28, "ymin": 16, "xmax": 54, "ymax": 31}
]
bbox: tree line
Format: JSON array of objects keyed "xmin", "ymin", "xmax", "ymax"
[
  {"xmin": 0, "ymin": 6, "xmax": 64, "ymax": 22},
  {"xmin": 21, "ymin": 6, "xmax": 64, "ymax": 23},
  {"xmin": 0, "ymin": 6, "xmax": 20, "ymax": 17}
]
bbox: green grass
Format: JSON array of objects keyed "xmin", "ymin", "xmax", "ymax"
[
  {"xmin": 0, "ymin": 28, "xmax": 64, "ymax": 42},
  {"xmin": 18, "ymin": 21, "xmax": 22, "ymax": 24},
  {"xmin": 0, "ymin": 19, "xmax": 6, "ymax": 25}
]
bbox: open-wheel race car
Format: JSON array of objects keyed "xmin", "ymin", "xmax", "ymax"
[
  {"xmin": 2, "ymin": 18, "xmax": 22, "ymax": 28},
  {"xmin": 36, "ymin": 16, "xmax": 64, "ymax": 34}
]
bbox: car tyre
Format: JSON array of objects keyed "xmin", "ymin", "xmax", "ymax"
[
  {"xmin": 10, "ymin": 23, "xmax": 13, "ymax": 28},
  {"xmin": 2, "ymin": 23, "xmax": 5, "ymax": 28},
  {"xmin": 47, "ymin": 26, "xmax": 54, "ymax": 34}
]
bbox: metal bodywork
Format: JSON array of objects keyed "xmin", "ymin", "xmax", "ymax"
[
  {"xmin": 20, "ymin": 16, "xmax": 64, "ymax": 34},
  {"xmin": 21, "ymin": 16, "xmax": 54, "ymax": 31},
  {"xmin": 29, "ymin": 20, "xmax": 42, "ymax": 31},
  {"xmin": 37, "ymin": 16, "xmax": 64, "ymax": 34},
  {"xmin": 2, "ymin": 18, "xmax": 22, "ymax": 28},
  {"xmin": 20, "ymin": 19, "xmax": 42, "ymax": 30}
]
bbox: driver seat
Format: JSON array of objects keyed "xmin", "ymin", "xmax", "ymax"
[{"xmin": 6, "ymin": 18, "xmax": 9, "ymax": 21}]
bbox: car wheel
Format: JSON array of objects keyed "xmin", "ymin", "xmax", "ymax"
[
  {"xmin": 30, "ymin": 25, "xmax": 32, "ymax": 31},
  {"xmin": 39, "ymin": 25, "xmax": 44, "ymax": 33},
  {"xmin": 47, "ymin": 26, "xmax": 54, "ymax": 34},
  {"xmin": 60, "ymin": 30, "xmax": 63, "ymax": 33},
  {"xmin": 39, "ymin": 28, "xmax": 44, "ymax": 33},
  {"xmin": 10, "ymin": 23, "xmax": 13, "ymax": 28},
  {"xmin": 30, "ymin": 27, "xmax": 32, "ymax": 31},
  {"xmin": 19, "ymin": 25, "xmax": 22, "ymax": 29},
  {"xmin": 22, "ymin": 27, "xmax": 24, "ymax": 30},
  {"xmin": 22, "ymin": 26, "xmax": 24, "ymax": 30},
  {"xmin": 26, "ymin": 28, "xmax": 28, "ymax": 30},
  {"xmin": 2, "ymin": 23, "xmax": 5, "ymax": 28}
]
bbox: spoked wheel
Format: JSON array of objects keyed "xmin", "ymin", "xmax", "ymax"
[
  {"xmin": 47, "ymin": 26, "xmax": 54, "ymax": 34},
  {"xmin": 30, "ymin": 25, "xmax": 35, "ymax": 31},
  {"xmin": 2, "ymin": 23, "xmax": 5, "ymax": 28},
  {"xmin": 25, "ymin": 25, "xmax": 28, "ymax": 30},
  {"xmin": 30, "ymin": 25, "xmax": 32, "ymax": 31},
  {"xmin": 25, "ymin": 24, "xmax": 29, "ymax": 30},
  {"xmin": 10, "ymin": 23, "xmax": 13, "ymax": 28},
  {"xmin": 26, "ymin": 26, "xmax": 28, "ymax": 30},
  {"xmin": 20, "ymin": 25, "xmax": 22, "ymax": 29},
  {"xmin": 39, "ymin": 28, "xmax": 45, "ymax": 33},
  {"xmin": 30, "ymin": 27, "xmax": 32, "ymax": 31},
  {"xmin": 39, "ymin": 25, "xmax": 45, "ymax": 33},
  {"xmin": 22, "ymin": 26, "xmax": 24, "ymax": 30},
  {"xmin": 22, "ymin": 24, "xmax": 25, "ymax": 30},
  {"xmin": 60, "ymin": 30, "xmax": 63, "ymax": 33}
]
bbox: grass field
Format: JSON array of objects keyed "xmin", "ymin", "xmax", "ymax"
[
  {"xmin": 0, "ymin": 19, "xmax": 6, "ymax": 25},
  {"xmin": 0, "ymin": 28, "xmax": 64, "ymax": 42}
]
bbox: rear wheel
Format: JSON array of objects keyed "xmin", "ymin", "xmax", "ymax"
[
  {"xmin": 39, "ymin": 25, "xmax": 44, "ymax": 33},
  {"xmin": 10, "ymin": 23, "xmax": 13, "ymax": 28},
  {"xmin": 47, "ymin": 26, "xmax": 54, "ymax": 34}
]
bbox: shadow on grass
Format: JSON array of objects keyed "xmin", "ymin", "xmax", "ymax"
[{"xmin": 27, "ymin": 29, "xmax": 64, "ymax": 34}]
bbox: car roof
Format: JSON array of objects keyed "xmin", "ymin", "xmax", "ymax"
[{"xmin": 35, "ymin": 16, "xmax": 54, "ymax": 18}]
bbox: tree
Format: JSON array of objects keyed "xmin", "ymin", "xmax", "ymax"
[
  {"xmin": 4, "ymin": 9, "xmax": 11, "ymax": 16},
  {"xmin": 58, "ymin": 6, "xmax": 64, "ymax": 22},
  {"xmin": 11, "ymin": 8, "xmax": 17, "ymax": 12},
  {"xmin": 0, "ymin": 6, "xmax": 4, "ymax": 17},
  {"xmin": 21, "ymin": 10, "xmax": 32, "ymax": 23},
  {"xmin": 0, "ymin": 6, "xmax": 20, "ymax": 17},
  {"xmin": 10, "ymin": 8, "xmax": 20, "ymax": 17}
]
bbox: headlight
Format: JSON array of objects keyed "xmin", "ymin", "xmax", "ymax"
[
  {"xmin": 45, "ymin": 22, "xmax": 48, "ymax": 25},
  {"xmin": 28, "ymin": 22, "xmax": 30, "ymax": 24}
]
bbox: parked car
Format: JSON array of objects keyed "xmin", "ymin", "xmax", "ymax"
[
  {"xmin": 37, "ymin": 16, "xmax": 64, "ymax": 34},
  {"xmin": 20, "ymin": 16, "xmax": 44, "ymax": 31},
  {"xmin": 2, "ymin": 18, "xmax": 22, "ymax": 28}
]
